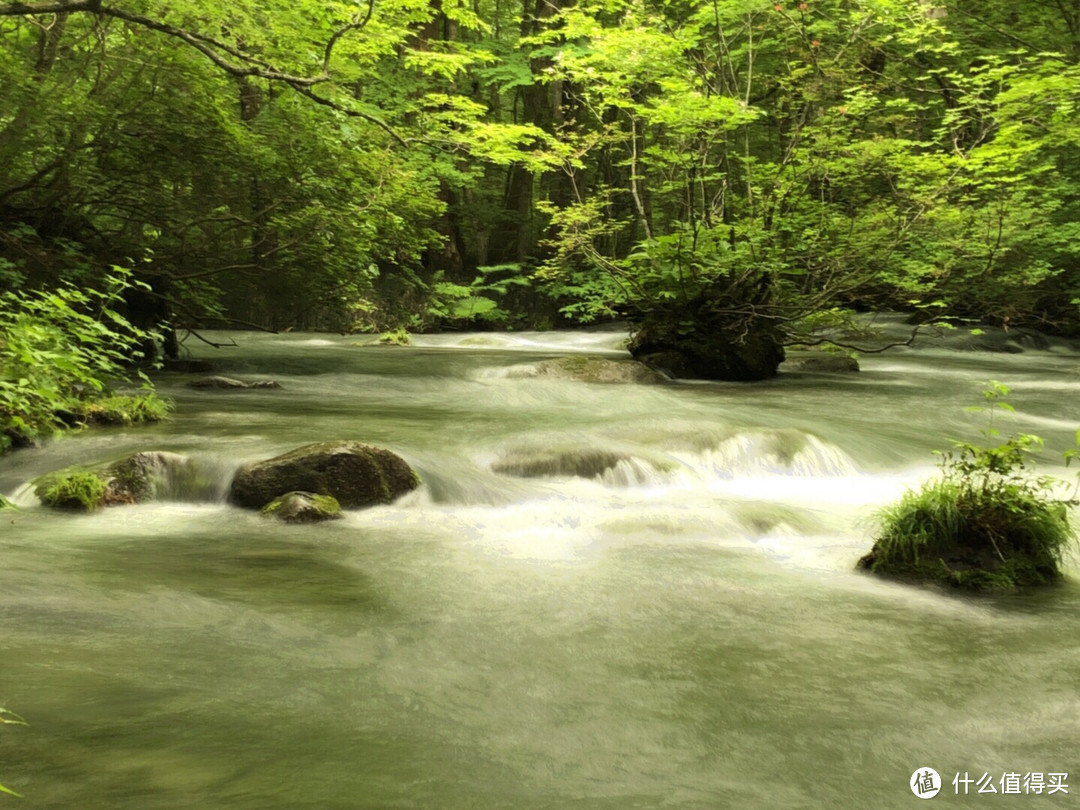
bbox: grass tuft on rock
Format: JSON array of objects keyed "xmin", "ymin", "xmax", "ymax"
[
  {"xmin": 864, "ymin": 479, "xmax": 1074, "ymax": 590},
  {"xmin": 861, "ymin": 383, "xmax": 1079, "ymax": 591},
  {"xmin": 33, "ymin": 469, "xmax": 109, "ymax": 511}
]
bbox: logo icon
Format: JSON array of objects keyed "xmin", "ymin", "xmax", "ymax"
[{"xmin": 911, "ymin": 768, "xmax": 941, "ymax": 799}]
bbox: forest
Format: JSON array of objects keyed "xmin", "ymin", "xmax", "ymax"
[
  {"xmin": 2, "ymin": 0, "xmax": 1079, "ymax": 392},
  {"xmin": 2, "ymin": 1, "xmax": 1080, "ymax": 804}
]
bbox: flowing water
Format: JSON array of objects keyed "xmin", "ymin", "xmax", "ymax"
[{"xmin": 2, "ymin": 322, "xmax": 1079, "ymax": 808}]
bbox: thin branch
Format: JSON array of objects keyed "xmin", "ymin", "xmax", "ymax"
[
  {"xmin": 323, "ymin": 0, "xmax": 375, "ymax": 74},
  {"xmin": 182, "ymin": 328, "xmax": 239, "ymax": 349},
  {"xmin": 785, "ymin": 324, "xmax": 940, "ymax": 352},
  {"xmin": 288, "ymin": 84, "xmax": 409, "ymax": 146}
]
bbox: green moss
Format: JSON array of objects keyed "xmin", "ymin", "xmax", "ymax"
[
  {"xmin": 0, "ymin": 493, "xmax": 16, "ymax": 510},
  {"xmin": 34, "ymin": 469, "xmax": 109, "ymax": 511},
  {"xmin": 262, "ymin": 492, "xmax": 343, "ymax": 522},
  {"xmin": 311, "ymin": 494, "xmax": 343, "ymax": 516}
]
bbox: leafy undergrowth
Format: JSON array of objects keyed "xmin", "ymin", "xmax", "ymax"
[
  {"xmin": 0, "ymin": 268, "xmax": 172, "ymax": 454},
  {"xmin": 63, "ymin": 393, "xmax": 173, "ymax": 426},
  {"xmin": 861, "ymin": 383, "xmax": 1079, "ymax": 591}
]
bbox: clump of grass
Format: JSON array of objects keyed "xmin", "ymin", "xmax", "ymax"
[
  {"xmin": 864, "ymin": 478, "xmax": 1074, "ymax": 589},
  {"xmin": 33, "ymin": 469, "xmax": 109, "ymax": 511},
  {"xmin": 861, "ymin": 382, "xmax": 1079, "ymax": 591}
]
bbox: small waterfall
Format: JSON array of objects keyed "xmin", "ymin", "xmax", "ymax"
[{"xmin": 674, "ymin": 429, "xmax": 860, "ymax": 480}]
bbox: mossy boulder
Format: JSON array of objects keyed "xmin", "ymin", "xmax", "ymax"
[
  {"xmin": 33, "ymin": 451, "xmax": 194, "ymax": 511},
  {"xmin": 188, "ymin": 376, "xmax": 281, "ymax": 390},
  {"xmin": 262, "ymin": 491, "xmax": 344, "ymax": 523},
  {"xmin": 512, "ymin": 356, "xmax": 668, "ymax": 384},
  {"xmin": 229, "ymin": 441, "xmax": 420, "ymax": 510}
]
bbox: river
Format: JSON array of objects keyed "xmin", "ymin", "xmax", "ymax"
[{"xmin": 1, "ymin": 322, "xmax": 1079, "ymax": 808}]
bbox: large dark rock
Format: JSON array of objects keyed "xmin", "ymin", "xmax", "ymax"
[
  {"xmin": 628, "ymin": 315, "xmax": 785, "ymax": 381},
  {"xmin": 188, "ymin": 376, "xmax": 281, "ymax": 390},
  {"xmin": 229, "ymin": 441, "xmax": 420, "ymax": 509},
  {"xmin": 262, "ymin": 491, "xmax": 344, "ymax": 523}
]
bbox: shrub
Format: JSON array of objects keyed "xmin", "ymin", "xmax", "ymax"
[{"xmin": 861, "ymin": 383, "xmax": 1079, "ymax": 590}]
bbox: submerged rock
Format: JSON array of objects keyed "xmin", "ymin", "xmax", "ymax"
[
  {"xmin": 509, "ymin": 356, "xmax": 668, "ymax": 384},
  {"xmin": 187, "ymin": 376, "xmax": 281, "ymax": 390},
  {"xmin": 492, "ymin": 448, "xmax": 670, "ymax": 483},
  {"xmin": 229, "ymin": 441, "xmax": 420, "ymax": 510},
  {"xmin": 458, "ymin": 335, "xmax": 509, "ymax": 347},
  {"xmin": 262, "ymin": 491, "xmax": 344, "ymax": 523},
  {"xmin": 493, "ymin": 449, "xmax": 632, "ymax": 479}
]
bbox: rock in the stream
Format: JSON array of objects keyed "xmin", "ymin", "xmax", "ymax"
[
  {"xmin": 491, "ymin": 448, "xmax": 670, "ymax": 483},
  {"xmin": 187, "ymin": 376, "xmax": 281, "ymax": 390},
  {"xmin": 784, "ymin": 356, "xmax": 860, "ymax": 373},
  {"xmin": 492, "ymin": 449, "xmax": 633, "ymax": 479},
  {"xmin": 107, "ymin": 451, "xmax": 193, "ymax": 502},
  {"xmin": 33, "ymin": 451, "xmax": 195, "ymax": 511},
  {"xmin": 262, "ymin": 491, "xmax": 344, "ymax": 523},
  {"xmin": 507, "ymin": 356, "xmax": 668, "ymax": 384},
  {"xmin": 229, "ymin": 441, "xmax": 420, "ymax": 510}
]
